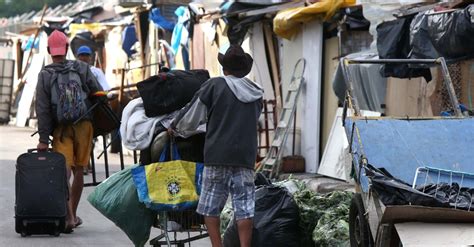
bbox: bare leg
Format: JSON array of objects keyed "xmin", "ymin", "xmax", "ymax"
[
  {"xmin": 65, "ymin": 168, "xmax": 75, "ymax": 230},
  {"xmin": 237, "ymin": 218, "xmax": 253, "ymax": 247},
  {"xmin": 204, "ymin": 216, "xmax": 223, "ymax": 247},
  {"xmin": 70, "ymin": 166, "xmax": 84, "ymax": 225}
]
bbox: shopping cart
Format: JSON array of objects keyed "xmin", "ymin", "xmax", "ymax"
[
  {"xmin": 412, "ymin": 166, "xmax": 474, "ymax": 210},
  {"xmin": 149, "ymin": 210, "xmax": 208, "ymax": 247}
]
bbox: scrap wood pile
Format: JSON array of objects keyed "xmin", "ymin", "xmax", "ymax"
[{"xmin": 220, "ymin": 177, "xmax": 353, "ymax": 247}]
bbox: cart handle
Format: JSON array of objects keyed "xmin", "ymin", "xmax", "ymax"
[{"xmin": 340, "ymin": 57, "xmax": 463, "ymax": 117}]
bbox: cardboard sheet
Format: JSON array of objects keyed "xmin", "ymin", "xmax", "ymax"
[{"xmin": 395, "ymin": 222, "xmax": 474, "ymax": 246}]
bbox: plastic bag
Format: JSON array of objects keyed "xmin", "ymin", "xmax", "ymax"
[
  {"xmin": 136, "ymin": 70, "xmax": 209, "ymax": 117},
  {"xmin": 365, "ymin": 164, "xmax": 450, "ymax": 207},
  {"xmin": 87, "ymin": 165, "xmax": 156, "ymax": 247},
  {"xmin": 132, "ymin": 144, "xmax": 204, "ymax": 211},
  {"xmin": 223, "ymin": 185, "xmax": 301, "ymax": 247}
]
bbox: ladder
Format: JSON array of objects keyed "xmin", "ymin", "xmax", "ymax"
[{"xmin": 258, "ymin": 58, "xmax": 306, "ymax": 179}]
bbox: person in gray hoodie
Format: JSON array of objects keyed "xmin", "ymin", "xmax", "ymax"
[{"xmin": 170, "ymin": 45, "xmax": 263, "ymax": 247}]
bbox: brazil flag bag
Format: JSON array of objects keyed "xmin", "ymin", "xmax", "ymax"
[{"xmin": 131, "ymin": 143, "xmax": 204, "ymax": 211}]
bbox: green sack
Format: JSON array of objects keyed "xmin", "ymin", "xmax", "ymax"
[{"xmin": 87, "ymin": 165, "xmax": 156, "ymax": 247}]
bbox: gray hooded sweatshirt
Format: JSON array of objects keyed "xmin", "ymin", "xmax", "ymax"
[
  {"xmin": 172, "ymin": 75, "xmax": 263, "ymax": 169},
  {"xmin": 35, "ymin": 60, "xmax": 102, "ymax": 144}
]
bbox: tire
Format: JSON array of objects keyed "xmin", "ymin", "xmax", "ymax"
[{"xmin": 349, "ymin": 193, "xmax": 373, "ymax": 247}]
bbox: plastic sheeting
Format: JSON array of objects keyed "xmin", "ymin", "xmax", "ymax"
[
  {"xmin": 376, "ymin": 16, "xmax": 432, "ymax": 81},
  {"xmin": 88, "ymin": 166, "xmax": 156, "ymax": 247},
  {"xmin": 223, "ymin": 185, "xmax": 301, "ymax": 247},
  {"xmin": 273, "ymin": 0, "xmax": 355, "ymax": 39},
  {"xmin": 345, "ymin": 118, "xmax": 474, "ymax": 193},
  {"xmin": 149, "ymin": 8, "xmax": 175, "ymax": 32},
  {"xmin": 410, "ymin": 5, "xmax": 474, "ymax": 61},
  {"xmin": 332, "ymin": 52, "xmax": 387, "ymax": 112},
  {"xmin": 69, "ymin": 23, "xmax": 105, "ymax": 38},
  {"xmin": 366, "ymin": 165, "xmax": 474, "ymax": 210}
]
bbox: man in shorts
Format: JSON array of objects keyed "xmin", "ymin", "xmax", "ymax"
[
  {"xmin": 170, "ymin": 44, "xmax": 263, "ymax": 247},
  {"xmin": 35, "ymin": 30, "xmax": 102, "ymax": 232}
]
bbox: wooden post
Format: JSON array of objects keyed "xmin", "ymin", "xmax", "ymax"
[
  {"xmin": 14, "ymin": 4, "xmax": 47, "ymax": 96},
  {"xmin": 118, "ymin": 68, "xmax": 126, "ymax": 111},
  {"xmin": 134, "ymin": 8, "xmax": 146, "ymax": 80},
  {"xmin": 263, "ymin": 22, "xmax": 282, "ymax": 117}
]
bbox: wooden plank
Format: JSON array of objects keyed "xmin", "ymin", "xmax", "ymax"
[
  {"xmin": 320, "ymin": 37, "xmax": 339, "ymax": 154},
  {"xmin": 385, "ymin": 76, "xmax": 435, "ymax": 117},
  {"xmin": 263, "ymin": 22, "xmax": 282, "ymax": 115},
  {"xmin": 460, "ymin": 59, "xmax": 474, "ymax": 110},
  {"xmin": 134, "ymin": 10, "xmax": 146, "ymax": 80},
  {"xmin": 192, "ymin": 24, "xmax": 205, "ymax": 69},
  {"xmin": 247, "ymin": 23, "xmax": 274, "ymax": 100}
]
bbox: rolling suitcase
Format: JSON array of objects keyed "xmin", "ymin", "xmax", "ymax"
[{"xmin": 15, "ymin": 149, "xmax": 68, "ymax": 237}]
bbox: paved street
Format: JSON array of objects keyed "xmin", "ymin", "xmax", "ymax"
[{"xmin": 0, "ymin": 125, "xmax": 210, "ymax": 247}]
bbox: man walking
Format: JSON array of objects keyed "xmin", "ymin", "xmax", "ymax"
[
  {"xmin": 76, "ymin": 45, "xmax": 110, "ymax": 91},
  {"xmin": 35, "ymin": 30, "xmax": 102, "ymax": 232},
  {"xmin": 170, "ymin": 44, "xmax": 263, "ymax": 247}
]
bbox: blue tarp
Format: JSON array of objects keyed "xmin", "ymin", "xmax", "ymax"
[
  {"xmin": 345, "ymin": 118, "xmax": 474, "ymax": 192},
  {"xmin": 149, "ymin": 8, "xmax": 175, "ymax": 32},
  {"xmin": 122, "ymin": 25, "xmax": 138, "ymax": 58}
]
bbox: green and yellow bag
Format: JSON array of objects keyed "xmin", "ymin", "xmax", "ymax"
[{"xmin": 131, "ymin": 144, "xmax": 204, "ymax": 211}]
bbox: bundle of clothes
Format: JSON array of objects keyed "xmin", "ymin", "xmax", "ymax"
[{"xmin": 120, "ymin": 69, "xmax": 210, "ymax": 164}]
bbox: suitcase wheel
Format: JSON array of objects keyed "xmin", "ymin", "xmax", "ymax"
[
  {"xmin": 20, "ymin": 231, "xmax": 29, "ymax": 237},
  {"xmin": 51, "ymin": 230, "xmax": 60, "ymax": 237}
]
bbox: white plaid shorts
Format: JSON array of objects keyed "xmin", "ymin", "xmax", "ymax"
[{"xmin": 196, "ymin": 166, "xmax": 255, "ymax": 220}]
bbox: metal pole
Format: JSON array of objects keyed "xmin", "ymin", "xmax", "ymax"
[
  {"xmin": 119, "ymin": 134, "xmax": 125, "ymax": 170},
  {"xmin": 347, "ymin": 59, "xmax": 438, "ymax": 64},
  {"xmin": 90, "ymin": 143, "xmax": 97, "ymax": 185},
  {"xmin": 438, "ymin": 57, "xmax": 463, "ymax": 117},
  {"xmin": 102, "ymin": 135, "xmax": 110, "ymax": 178},
  {"xmin": 133, "ymin": 150, "xmax": 138, "ymax": 164},
  {"xmin": 340, "ymin": 58, "xmax": 361, "ymax": 116}
]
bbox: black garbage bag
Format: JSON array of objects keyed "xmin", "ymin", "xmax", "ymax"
[
  {"xmin": 137, "ymin": 70, "xmax": 210, "ymax": 117},
  {"xmin": 223, "ymin": 185, "xmax": 300, "ymax": 247},
  {"xmin": 426, "ymin": 5, "xmax": 474, "ymax": 61},
  {"xmin": 416, "ymin": 182, "xmax": 474, "ymax": 210},
  {"xmin": 409, "ymin": 11, "xmax": 440, "ymax": 60},
  {"xmin": 376, "ymin": 17, "xmax": 432, "ymax": 82},
  {"xmin": 365, "ymin": 164, "xmax": 450, "ymax": 207},
  {"xmin": 409, "ymin": 4, "xmax": 474, "ymax": 61}
]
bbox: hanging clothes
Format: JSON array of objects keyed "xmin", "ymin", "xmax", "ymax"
[
  {"xmin": 122, "ymin": 25, "xmax": 138, "ymax": 58},
  {"xmin": 170, "ymin": 6, "xmax": 190, "ymax": 54}
]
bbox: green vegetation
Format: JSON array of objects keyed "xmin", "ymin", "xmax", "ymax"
[
  {"xmin": 292, "ymin": 183, "xmax": 352, "ymax": 247},
  {"xmin": 0, "ymin": 0, "xmax": 74, "ymax": 18}
]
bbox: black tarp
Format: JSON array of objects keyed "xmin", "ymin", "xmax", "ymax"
[
  {"xmin": 376, "ymin": 16, "xmax": 432, "ymax": 82},
  {"xmin": 410, "ymin": 5, "xmax": 474, "ymax": 61},
  {"xmin": 377, "ymin": 4, "xmax": 474, "ymax": 65},
  {"xmin": 365, "ymin": 164, "xmax": 474, "ymax": 210}
]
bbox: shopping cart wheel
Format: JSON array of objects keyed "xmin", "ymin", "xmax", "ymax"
[{"xmin": 349, "ymin": 193, "xmax": 373, "ymax": 247}]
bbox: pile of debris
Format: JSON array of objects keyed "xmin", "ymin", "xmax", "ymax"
[{"xmin": 220, "ymin": 177, "xmax": 353, "ymax": 247}]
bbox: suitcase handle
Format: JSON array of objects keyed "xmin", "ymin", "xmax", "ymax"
[{"xmin": 28, "ymin": 148, "xmax": 53, "ymax": 153}]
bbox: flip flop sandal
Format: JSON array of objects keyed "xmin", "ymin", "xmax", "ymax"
[
  {"xmin": 75, "ymin": 216, "xmax": 83, "ymax": 228},
  {"xmin": 63, "ymin": 225, "xmax": 74, "ymax": 234}
]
